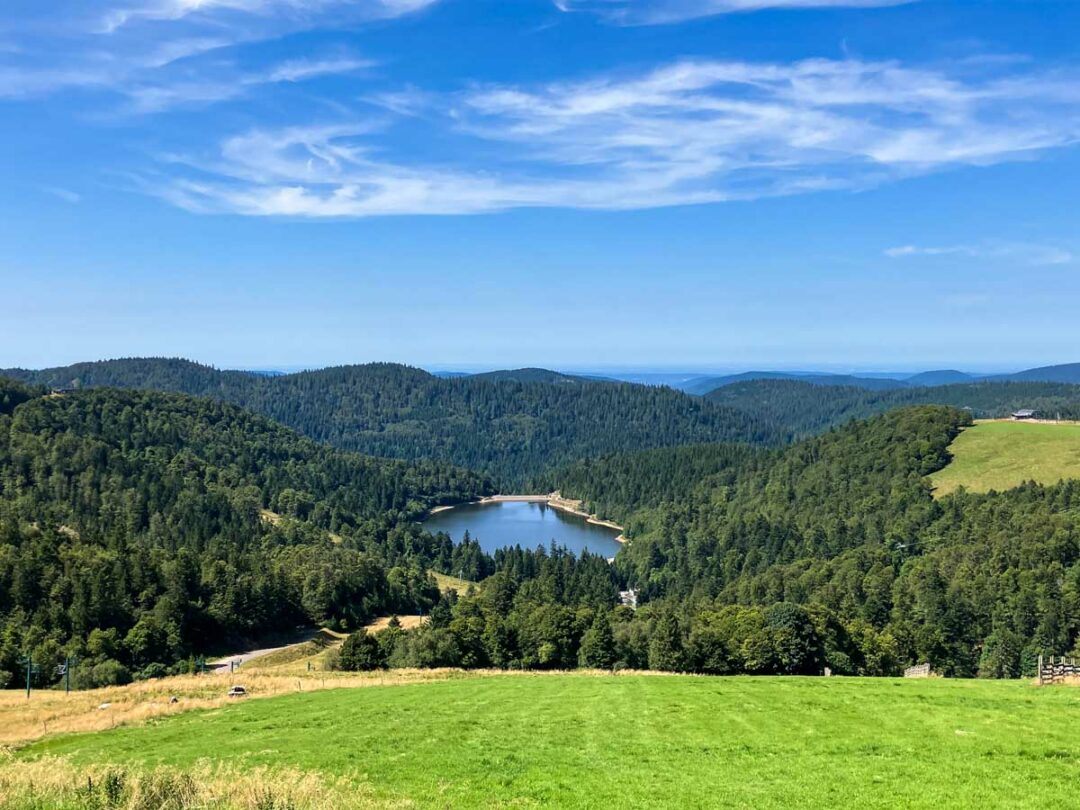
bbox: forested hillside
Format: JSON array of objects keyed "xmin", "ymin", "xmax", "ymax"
[
  {"xmin": 535, "ymin": 443, "xmax": 774, "ymax": 523},
  {"xmin": 3, "ymin": 358, "xmax": 778, "ymax": 485},
  {"xmin": 709, "ymin": 378, "xmax": 1080, "ymax": 438},
  {"xmin": 540, "ymin": 407, "xmax": 1080, "ymax": 677},
  {"xmin": 0, "ymin": 381, "xmax": 494, "ymax": 688}
]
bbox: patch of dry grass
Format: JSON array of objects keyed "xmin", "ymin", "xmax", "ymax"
[
  {"xmin": 364, "ymin": 615, "xmax": 427, "ymax": 633},
  {"xmin": 0, "ymin": 755, "xmax": 399, "ymax": 809}
]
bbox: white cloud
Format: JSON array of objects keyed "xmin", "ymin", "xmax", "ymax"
[
  {"xmin": 555, "ymin": 0, "xmax": 913, "ymax": 25},
  {"xmin": 262, "ymin": 56, "xmax": 373, "ymax": 83},
  {"xmin": 141, "ymin": 56, "xmax": 1080, "ymax": 217},
  {"xmin": 886, "ymin": 242, "xmax": 1074, "ymax": 266},
  {"xmin": 41, "ymin": 186, "xmax": 83, "ymax": 203}
]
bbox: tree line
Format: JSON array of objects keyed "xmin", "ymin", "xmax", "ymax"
[{"xmin": 331, "ymin": 559, "xmax": 901, "ymax": 677}]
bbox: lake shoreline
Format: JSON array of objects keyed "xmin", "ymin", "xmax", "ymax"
[{"xmin": 429, "ymin": 492, "xmax": 627, "ymax": 544}]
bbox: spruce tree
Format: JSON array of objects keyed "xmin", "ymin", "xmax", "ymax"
[
  {"xmin": 648, "ymin": 613, "xmax": 685, "ymax": 672},
  {"xmin": 579, "ymin": 611, "xmax": 617, "ymax": 669}
]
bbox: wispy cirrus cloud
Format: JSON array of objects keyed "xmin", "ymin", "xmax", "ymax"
[
  {"xmin": 122, "ymin": 55, "xmax": 372, "ymax": 112},
  {"xmin": 554, "ymin": 0, "xmax": 914, "ymax": 25},
  {"xmin": 146, "ymin": 56, "xmax": 1080, "ymax": 217},
  {"xmin": 0, "ymin": 0, "xmax": 434, "ymax": 108},
  {"xmin": 886, "ymin": 242, "xmax": 1074, "ymax": 266},
  {"xmin": 99, "ymin": 0, "xmax": 438, "ymax": 33}
]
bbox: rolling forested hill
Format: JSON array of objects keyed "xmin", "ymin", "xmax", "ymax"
[
  {"xmin": 467, "ymin": 368, "xmax": 613, "ymax": 384},
  {"xmin": 682, "ymin": 371, "xmax": 908, "ymax": 395},
  {"xmin": 0, "ymin": 380, "xmax": 493, "ymax": 687},
  {"xmin": 709, "ymin": 378, "xmax": 1080, "ymax": 438},
  {"xmin": 2, "ymin": 359, "xmax": 779, "ymax": 485}
]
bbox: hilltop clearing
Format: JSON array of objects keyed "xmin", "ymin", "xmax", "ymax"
[{"xmin": 930, "ymin": 420, "xmax": 1080, "ymax": 496}]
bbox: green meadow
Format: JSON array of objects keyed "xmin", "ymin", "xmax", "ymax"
[
  {"xmin": 14, "ymin": 674, "xmax": 1080, "ymax": 809},
  {"xmin": 930, "ymin": 420, "xmax": 1080, "ymax": 497}
]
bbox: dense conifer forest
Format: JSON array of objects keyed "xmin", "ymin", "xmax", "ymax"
[
  {"xmin": 0, "ymin": 381, "xmax": 494, "ymax": 688},
  {"xmin": 2, "ymin": 359, "xmax": 777, "ymax": 486},
  {"xmin": 3, "ymin": 367, "xmax": 1080, "ymax": 686}
]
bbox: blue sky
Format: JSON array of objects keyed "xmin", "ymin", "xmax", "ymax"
[{"xmin": 1, "ymin": 0, "xmax": 1078, "ymax": 372}]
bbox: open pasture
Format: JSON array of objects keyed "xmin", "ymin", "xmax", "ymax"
[{"xmin": 7, "ymin": 673, "xmax": 1080, "ymax": 809}]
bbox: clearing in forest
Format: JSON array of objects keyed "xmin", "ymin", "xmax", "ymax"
[{"xmin": 930, "ymin": 420, "xmax": 1080, "ymax": 497}]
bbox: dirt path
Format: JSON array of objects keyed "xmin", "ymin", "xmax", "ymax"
[{"xmin": 208, "ymin": 628, "xmax": 316, "ymax": 673}]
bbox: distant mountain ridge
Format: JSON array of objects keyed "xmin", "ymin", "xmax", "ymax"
[
  {"xmin": 988, "ymin": 363, "xmax": 1080, "ymax": 384},
  {"xmin": 682, "ymin": 363, "xmax": 1080, "ymax": 396}
]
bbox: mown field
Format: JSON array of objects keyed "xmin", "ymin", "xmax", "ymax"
[
  {"xmin": 930, "ymin": 420, "xmax": 1080, "ymax": 496},
  {"xmin": 6, "ymin": 674, "xmax": 1080, "ymax": 809}
]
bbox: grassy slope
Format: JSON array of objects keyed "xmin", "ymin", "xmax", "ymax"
[
  {"xmin": 930, "ymin": 420, "xmax": 1080, "ymax": 496},
  {"xmin": 21, "ymin": 674, "xmax": 1080, "ymax": 809}
]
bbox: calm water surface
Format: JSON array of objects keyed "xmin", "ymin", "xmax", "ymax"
[{"xmin": 422, "ymin": 501, "xmax": 622, "ymax": 557}]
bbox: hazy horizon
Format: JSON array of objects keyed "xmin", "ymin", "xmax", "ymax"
[{"xmin": 0, "ymin": 355, "xmax": 1051, "ymax": 378}]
